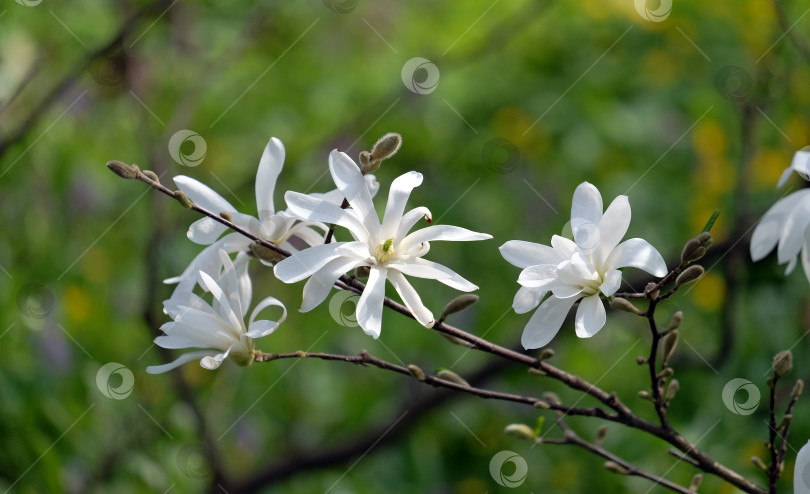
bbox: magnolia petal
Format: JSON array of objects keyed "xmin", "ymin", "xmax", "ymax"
[
  {"xmin": 248, "ymin": 295, "xmax": 288, "ymax": 335},
  {"xmin": 518, "ymin": 264, "xmax": 558, "ymax": 289},
  {"xmin": 521, "ymin": 296, "xmax": 577, "ymax": 349},
  {"xmin": 146, "ymin": 350, "xmax": 219, "ymax": 374},
  {"xmin": 777, "ymin": 196, "xmax": 810, "ymax": 264},
  {"xmin": 329, "ymin": 150, "xmax": 380, "ymax": 235},
  {"xmin": 273, "ymin": 242, "xmax": 344, "ymax": 283},
  {"xmin": 571, "ymin": 182, "xmax": 603, "ymax": 227},
  {"xmin": 199, "ymin": 270, "xmax": 243, "ymax": 333},
  {"xmin": 188, "ymin": 217, "xmax": 229, "ymax": 245},
  {"xmin": 300, "ymin": 257, "xmax": 364, "ymax": 312},
  {"xmin": 575, "ymin": 294, "xmax": 606, "ymax": 338},
  {"xmin": 513, "ymin": 286, "xmax": 545, "ymax": 314},
  {"xmin": 552, "ymin": 285, "xmax": 585, "ymax": 299},
  {"xmin": 401, "ymin": 225, "xmax": 492, "ymax": 251},
  {"xmin": 154, "ymin": 334, "xmax": 204, "ymax": 349},
  {"xmin": 600, "ymin": 269, "xmax": 623, "ymax": 297},
  {"xmin": 200, "ymin": 348, "xmax": 230, "ymax": 370},
  {"xmin": 388, "ymin": 270, "xmax": 434, "ymax": 328},
  {"xmin": 334, "ymin": 241, "xmax": 374, "ymax": 261},
  {"xmin": 174, "ymin": 175, "xmax": 235, "ymax": 214},
  {"xmin": 407, "ymin": 258, "xmax": 478, "ymax": 291},
  {"xmin": 356, "ymin": 266, "xmax": 387, "ymax": 338},
  {"xmin": 605, "ymin": 238, "xmax": 668, "ymax": 277},
  {"xmin": 396, "ymin": 207, "xmax": 432, "ymax": 242},
  {"xmin": 216, "ymin": 250, "xmax": 245, "ymax": 319},
  {"xmin": 284, "ymin": 190, "xmax": 368, "ymax": 242},
  {"xmin": 596, "ymin": 195, "xmax": 631, "ymax": 266},
  {"xmin": 777, "ymin": 166, "xmax": 794, "ymax": 189},
  {"xmin": 387, "ymin": 260, "xmax": 452, "ymax": 281},
  {"xmin": 750, "ymin": 192, "xmax": 810, "ymax": 261},
  {"xmin": 256, "ymin": 137, "xmax": 285, "ymax": 219},
  {"xmin": 381, "ymin": 171, "xmax": 423, "ymax": 240},
  {"xmin": 500, "ymin": 240, "xmax": 560, "ymax": 269},
  {"xmin": 233, "ymin": 252, "xmax": 253, "ymax": 316},
  {"xmin": 550, "ymin": 235, "xmax": 578, "ymax": 259},
  {"xmin": 802, "ymin": 233, "xmax": 810, "ymax": 284}
]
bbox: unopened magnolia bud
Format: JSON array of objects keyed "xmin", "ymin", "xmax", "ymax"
[
  {"xmin": 370, "ymin": 132, "xmax": 402, "ymax": 161},
  {"xmin": 644, "ymin": 282, "xmax": 659, "ymax": 300},
  {"xmin": 504, "ymin": 424, "xmax": 536, "ymax": 440},
  {"xmin": 594, "ymin": 425, "xmax": 608, "ymax": 446},
  {"xmin": 533, "ymin": 400, "xmax": 551, "ymax": 409},
  {"xmin": 675, "ymin": 265, "xmax": 704, "ymax": 288},
  {"xmin": 610, "ymin": 297, "xmax": 643, "ymax": 315},
  {"xmin": 407, "ymin": 364, "xmax": 426, "ymax": 381},
  {"xmin": 658, "ymin": 367, "xmax": 674, "ymax": 379},
  {"xmin": 792, "ymin": 379, "xmax": 804, "ymax": 398},
  {"xmin": 689, "ymin": 473, "xmax": 703, "ymax": 492},
  {"xmin": 751, "ymin": 456, "xmax": 767, "ymax": 470},
  {"xmin": 682, "ymin": 234, "xmax": 712, "ymax": 264},
  {"xmin": 776, "ymin": 414, "xmax": 792, "ymax": 431},
  {"xmin": 175, "ymin": 191, "xmax": 193, "ymax": 209},
  {"xmin": 437, "ymin": 369, "xmax": 470, "ymax": 387},
  {"xmin": 249, "ymin": 242, "xmax": 286, "ymax": 264},
  {"xmin": 542, "ymin": 392, "xmax": 561, "ymax": 405},
  {"xmin": 665, "ymin": 311, "xmax": 683, "ymax": 333},
  {"xmin": 142, "ymin": 169, "xmax": 160, "ymax": 183},
  {"xmin": 662, "ymin": 330, "xmax": 679, "ymax": 365},
  {"xmin": 696, "ymin": 232, "xmax": 713, "ymax": 248},
  {"xmin": 220, "ymin": 211, "xmax": 232, "ymax": 222},
  {"xmin": 665, "ymin": 379, "xmax": 680, "ymax": 402},
  {"xmin": 354, "ymin": 266, "xmax": 371, "ymax": 279},
  {"xmin": 441, "ymin": 294, "xmax": 479, "ymax": 320},
  {"xmin": 295, "ymin": 350, "xmax": 307, "ymax": 358},
  {"xmin": 773, "ymin": 350, "xmax": 793, "ymax": 377},
  {"xmin": 528, "ymin": 367, "xmax": 547, "ymax": 376},
  {"xmin": 638, "ymin": 390, "xmax": 653, "ymax": 400},
  {"xmin": 604, "ymin": 461, "xmax": 629, "ymax": 475},
  {"xmin": 636, "ymin": 356, "xmax": 647, "ymax": 365},
  {"xmin": 106, "ymin": 160, "xmax": 138, "ymax": 179},
  {"xmin": 359, "ymin": 151, "xmax": 372, "ymax": 169},
  {"xmin": 538, "ymin": 349, "xmax": 555, "ymax": 361}
]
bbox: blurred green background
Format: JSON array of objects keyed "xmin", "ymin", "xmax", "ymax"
[{"xmin": 1, "ymin": 0, "xmax": 809, "ymax": 492}]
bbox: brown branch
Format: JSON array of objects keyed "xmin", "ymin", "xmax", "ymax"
[{"xmin": 770, "ymin": 0, "xmax": 810, "ymax": 64}]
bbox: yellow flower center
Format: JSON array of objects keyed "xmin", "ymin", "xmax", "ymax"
[{"xmin": 374, "ymin": 238, "xmax": 395, "ymax": 263}]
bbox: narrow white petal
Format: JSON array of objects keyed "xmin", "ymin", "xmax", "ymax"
[
  {"xmin": 248, "ymin": 295, "xmax": 288, "ymax": 332},
  {"xmin": 255, "ymin": 137, "xmax": 284, "ymax": 218},
  {"xmin": 300, "ymin": 257, "xmax": 364, "ymax": 312},
  {"xmin": 396, "ymin": 207, "xmax": 432, "ymax": 242},
  {"xmin": 216, "ymin": 250, "xmax": 245, "ymax": 319},
  {"xmin": 273, "ymin": 242, "xmax": 344, "ymax": 283},
  {"xmin": 521, "ymin": 296, "xmax": 577, "ymax": 349},
  {"xmin": 551, "ymin": 235, "xmax": 577, "ymax": 258},
  {"xmin": 334, "ymin": 241, "xmax": 373, "ymax": 261},
  {"xmin": 356, "ymin": 266, "xmax": 387, "ymax": 338},
  {"xmin": 387, "ymin": 261, "xmax": 451, "ymax": 281},
  {"xmin": 284, "ymin": 191, "xmax": 369, "ymax": 242},
  {"xmin": 381, "ymin": 171, "xmax": 423, "ymax": 239},
  {"xmin": 200, "ymin": 348, "xmax": 230, "ymax": 370},
  {"xmin": 513, "ymin": 286, "xmax": 545, "ymax": 314},
  {"xmin": 174, "ymin": 175, "xmax": 235, "ymax": 213},
  {"xmin": 575, "ymin": 294, "xmax": 606, "ymax": 338},
  {"xmin": 407, "ymin": 258, "xmax": 478, "ymax": 291},
  {"xmin": 388, "ymin": 270, "xmax": 434, "ymax": 327},
  {"xmin": 600, "ymin": 269, "xmax": 623, "ymax": 296},
  {"xmin": 777, "ymin": 166, "xmax": 794, "ymax": 189},
  {"xmin": 500, "ymin": 240, "xmax": 561, "ymax": 269},
  {"xmin": 329, "ymin": 150, "xmax": 380, "ymax": 235},
  {"xmin": 777, "ymin": 196, "xmax": 810, "ymax": 264},
  {"xmin": 146, "ymin": 350, "xmax": 219, "ymax": 374},
  {"xmin": 605, "ymin": 238, "xmax": 668, "ymax": 277},
  {"xmin": 595, "ymin": 195, "xmax": 631, "ymax": 266},
  {"xmin": 552, "ymin": 285, "xmax": 585, "ymax": 299},
  {"xmin": 401, "ymin": 225, "xmax": 492, "ymax": 251},
  {"xmin": 154, "ymin": 334, "xmax": 204, "ymax": 349},
  {"xmin": 198, "ymin": 270, "xmax": 243, "ymax": 333},
  {"xmin": 233, "ymin": 252, "xmax": 252, "ymax": 316},
  {"xmin": 750, "ymin": 192, "xmax": 809, "ymax": 261},
  {"xmin": 571, "ymin": 182, "xmax": 603, "ymax": 226},
  {"xmin": 802, "ymin": 233, "xmax": 810, "ymax": 284}
]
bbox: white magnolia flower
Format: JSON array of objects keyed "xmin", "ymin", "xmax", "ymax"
[
  {"xmin": 751, "ymin": 150, "xmax": 810, "ymax": 282},
  {"xmin": 500, "ymin": 182, "xmax": 667, "ymax": 349},
  {"xmin": 166, "ymin": 137, "xmax": 379, "ymax": 298},
  {"xmin": 146, "ymin": 249, "xmax": 286, "ymax": 374},
  {"xmin": 274, "ymin": 149, "xmax": 492, "ymax": 338}
]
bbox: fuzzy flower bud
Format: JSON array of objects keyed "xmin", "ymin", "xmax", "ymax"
[
  {"xmin": 504, "ymin": 424, "xmax": 536, "ymax": 440},
  {"xmin": 106, "ymin": 160, "xmax": 138, "ymax": 179},
  {"xmin": 773, "ymin": 350, "xmax": 793, "ymax": 378},
  {"xmin": 675, "ymin": 265, "xmax": 704, "ymax": 288},
  {"xmin": 610, "ymin": 297, "xmax": 643, "ymax": 315},
  {"xmin": 440, "ymin": 294, "xmax": 479, "ymax": 320}
]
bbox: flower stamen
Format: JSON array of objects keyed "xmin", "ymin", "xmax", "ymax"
[{"xmin": 375, "ymin": 238, "xmax": 395, "ymax": 263}]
